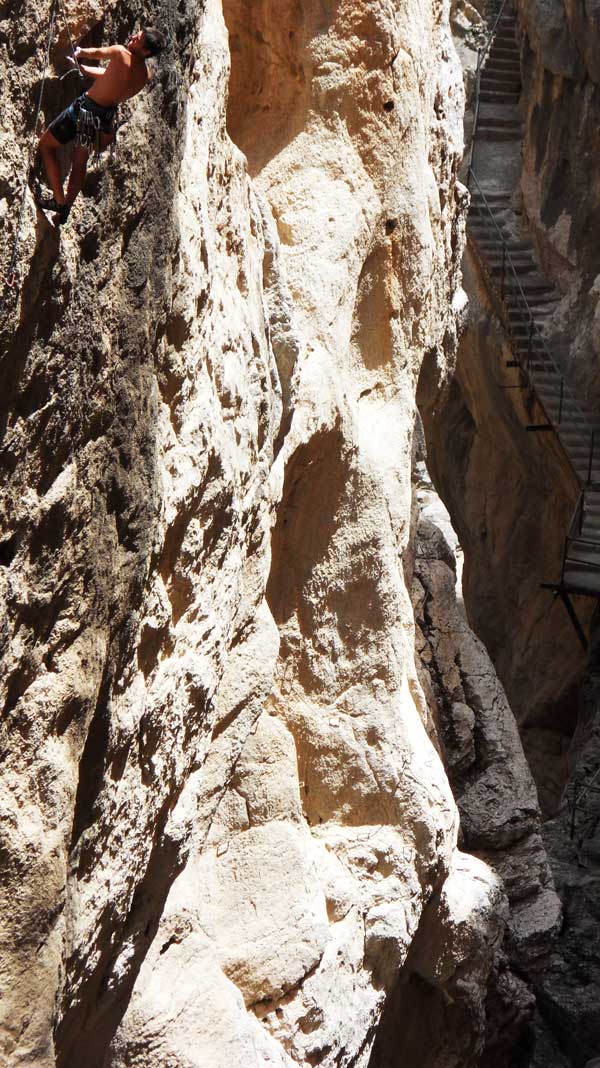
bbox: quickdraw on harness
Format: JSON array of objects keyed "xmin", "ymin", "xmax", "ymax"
[
  {"xmin": 76, "ymin": 105, "xmax": 102, "ymax": 152},
  {"xmin": 75, "ymin": 101, "xmax": 118, "ymax": 156}
]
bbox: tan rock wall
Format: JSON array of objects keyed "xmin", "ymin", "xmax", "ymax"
[{"xmin": 0, "ymin": 0, "xmax": 547, "ymax": 1064}]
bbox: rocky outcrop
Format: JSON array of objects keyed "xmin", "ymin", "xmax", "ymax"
[
  {"xmin": 0, "ymin": 0, "xmax": 563, "ymax": 1063},
  {"xmin": 418, "ymin": 0, "xmax": 600, "ymax": 1063},
  {"xmin": 400, "ymin": 446, "xmax": 560, "ymax": 1064},
  {"xmin": 0, "ymin": 0, "xmax": 471, "ymax": 1064},
  {"xmin": 420, "ymin": 249, "xmax": 583, "ymax": 815},
  {"xmin": 1, "ymin": 0, "xmax": 284, "ymax": 1060}
]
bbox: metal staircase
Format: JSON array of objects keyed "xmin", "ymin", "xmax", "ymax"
[{"xmin": 466, "ymin": 2, "xmax": 600, "ymax": 647}]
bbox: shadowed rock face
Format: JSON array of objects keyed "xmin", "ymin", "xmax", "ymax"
[
  {"xmin": 0, "ymin": 0, "xmax": 558, "ymax": 1064},
  {"xmin": 516, "ymin": 5, "xmax": 600, "ymax": 1054},
  {"xmin": 418, "ymin": 0, "xmax": 600, "ymax": 1062},
  {"xmin": 1, "ymin": 1, "xmax": 284, "ymax": 1062},
  {"xmin": 372, "ymin": 448, "xmax": 560, "ymax": 1068},
  {"xmin": 419, "ymin": 250, "xmax": 584, "ymax": 816},
  {"xmin": 514, "ymin": 0, "xmax": 600, "ymax": 421}
]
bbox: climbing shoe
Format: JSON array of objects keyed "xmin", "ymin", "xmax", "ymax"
[{"xmin": 34, "ymin": 191, "xmax": 70, "ymax": 225}]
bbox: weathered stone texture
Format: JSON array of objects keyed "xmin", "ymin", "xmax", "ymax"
[
  {"xmin": 399, "ymin": 455, "xmax": 561, "ymax": 1065},
  {"xmin": 516, "ymin": 0, "xmax": 600, "ymax": 401},
  {"xmin": 0, "ymin": 0, "xmax": 554, "ymax": 1064},
  {"xmin": 419, "ymin": 250, "xmax": 584, "ymax": 815},
  {"xmin": 418, "ymin": 0, "xmax": 600, "ymax": 1062}
]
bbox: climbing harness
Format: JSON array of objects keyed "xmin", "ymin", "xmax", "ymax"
[
  {"xmin": 76, "ymin": 105, "xmax": 102, "ymax": 151},
  {"xmin": 1, "ymin": 0, "xmax": 83, "ymax": 303},
  {"xmin": 74, "ymin": 99, "xmax": 118, "ymax": 155}
]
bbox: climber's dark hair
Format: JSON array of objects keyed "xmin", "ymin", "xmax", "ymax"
[{"xmin": 143, "ymin": 27, "xmax": 166, "ymax": 56}]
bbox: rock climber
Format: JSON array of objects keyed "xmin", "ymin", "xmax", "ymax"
[{"xmin": 36, "ymin": 26, "xmax": 166, "ymax": 224}]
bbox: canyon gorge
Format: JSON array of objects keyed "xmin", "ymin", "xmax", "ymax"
[{"xmin": 0, "ymin": 0, "xmax": 598, "ymax": 1064}]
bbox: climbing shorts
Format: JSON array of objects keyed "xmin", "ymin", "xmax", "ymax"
[{"xmin": 47, "ymin": 94, "xmax": 117, "ymax": 147}]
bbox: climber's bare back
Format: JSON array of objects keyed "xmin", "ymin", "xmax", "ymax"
[
  {"xmin": 86, "ymin": 46, "xmax": 149, "ymax": 107},
  {"xmin": 36, "ymin": 27, "xmax": 164, "ymax": 222}
]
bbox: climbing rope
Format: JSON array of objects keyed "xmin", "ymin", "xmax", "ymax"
[
  {"xmin": 56, "ymin": 0, "xmax": 84, "ymax": 83},
  {"xmin": 1, "ymin": 0, "xmax": 82, "ymax": 305}
]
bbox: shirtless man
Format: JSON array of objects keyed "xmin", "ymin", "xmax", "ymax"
[{"xmin": 37, "ymin": 26, "xmax": 166, "ymax": 224}]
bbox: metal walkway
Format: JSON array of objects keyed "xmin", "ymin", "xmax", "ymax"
[{"xmin": 466, "ymin": 3, "xmax": 600, "ymax": 646}]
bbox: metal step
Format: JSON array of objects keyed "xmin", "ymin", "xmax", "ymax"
[
  {"xmin": 508, "ymin": 281, "xmax": 558, "ymax": 296},
  {"xmin": 565, "ymin": 541, "xmax": 600, "ymax": 566},
  {"xmin": 535, "ymin": 388, "xmax": 571, "ymax": 407},
  {"xmin": 534, "ymin": 388, "xmax": 561, "ymax": 403},
  {"xmin": 527, "ymin": 299, "xmax": 559, "ymax": 311},
  {"xmin": 480, "ymin": 75, "xmax": 521, "ymax": 91},
  {"xmin": 563, "ymin": 562, "xmax": 600, "ymax": 596},
  {"xmin": 491, "ymin": 265, "xmax": 538, "ymax": 278},
  {"xmin": 560, "ymin": 429, "xmax": 588, "ymax": 442},
  {"xmin": 469, "ymin": 198, "xmax": 511, "ymax": 210},
  {"xmin": 515, "ymin": 284, "xmax": 558, "ymax": 296},
  {"xmin": 507, "ymin": 312, "xmax": 549, "ymax": 327},
  {"xmin": 484, "ymin": 60, "xmax": 519, "ymax": 74},
  {"xmin": 470, "ymin": 188, "xmax": 513, "ymax": 199},
  {"xmin": 488, "ymin": 246, "xmax": 535, "ymax": 258},
  {"xmin": 476, "ymin": 115, "xmax": 521, "ymax": 129},
  {"xmin": 487, "ymin": 38, "xmax": 519, "ymax": 50},
  {"xmin": 477, "ymin": 127, "xmax": 521, "ymax": 141},
  {"xmin": 511, "ymin": 327, "xmax": 545, "ymax": 339},
  {"xmin": 490, "ymin": 37, "xmax": 518, "ymax": 50},
  {"xmin": 567, "ymin": 452, "xmax": 593, "ymax": 469},
  {"xmin": 470, "ymin": 234, "xmax": 531, "ymax": 254},
  {"xmin": 489, "ymin": 46, "xmax": 520, "ymax": 62},
  {"xmin": 485, "ymin": 58, "xmax": 521, "ymax": 72},
  {"xmin": 526, "ymin": 358, "xmax": 557, "ymax": 374},
  {"xmin": 492, "ymin": 24, "xmax": 518, "ymax": 37},
  {"xmin": 567, "ymin": 447, "xmax": 598, "ymax": 463},
  {"xmin": 492, "ymin": 37, "xmax": 517, "ymax": 47},
  {"xmin": 479, "ymin": 90, "xmax": 520, "ymax": 103}
]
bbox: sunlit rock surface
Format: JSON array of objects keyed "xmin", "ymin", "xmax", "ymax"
[{"xmin": 0, "ymin": 0, "xmax": 559, "ymax": 1064}]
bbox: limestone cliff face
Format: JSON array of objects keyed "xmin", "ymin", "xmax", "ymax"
[{"xmin": 0, "ymin": 0, "xmax": 550, "ymax": 1065}]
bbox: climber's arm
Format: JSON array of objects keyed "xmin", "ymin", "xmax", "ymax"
[
  {"xmin": 80, "ymin": 63, "xmax": 104, "ymax": 79},
  {"xmin": 74, "ymin": 45, "xmax": 128, "ymax": 62},
  {"xmin": 67, "ymin": 55, "xmax": 105, "ymax": 78}
]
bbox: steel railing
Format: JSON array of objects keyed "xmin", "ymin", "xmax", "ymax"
[
  {"xmin": 465, "ymin": 0, "xmax": 600, "ymax": 615},
  {"xmin": 560, "ymin": 490, "xmax": 600, "ymax": 585},
  {"xmin": 570, "ymin": 765, "xmax": 600, "ymax": 838},
  {"xmin": 467, "ymin": 0, "xmax": 511, "ymax": 179},
  {"xmin": 467, "ymin": 169, "xmax": 598, "ymax": 490}
]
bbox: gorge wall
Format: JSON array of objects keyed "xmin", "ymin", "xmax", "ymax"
[
  {"xmin": 419, "ymin": 0, "xmax": 600, "ymax": 1062},
  {"xmin": 0, "ymin": 0, "xmax": 571, "ymax": 1064}
]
